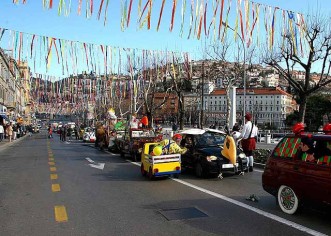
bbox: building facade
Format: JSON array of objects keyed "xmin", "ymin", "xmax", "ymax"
[{"xmin": 185, "ymin": 87, "xmax": 297, "ymax": 129}]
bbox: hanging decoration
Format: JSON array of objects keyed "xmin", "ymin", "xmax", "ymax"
[{"xmin": 10, "ymin": 0, "xmax": 307, "ymax": 50}]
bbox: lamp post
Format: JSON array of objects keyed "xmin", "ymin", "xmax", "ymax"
[{"xmin": 221, "ymin": 22, "xmax": 246, "ymax": 119}]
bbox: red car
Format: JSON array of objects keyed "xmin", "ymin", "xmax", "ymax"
[{"xmin": 262, "ymin": 134, "xmax": 331, "ymax": 214}]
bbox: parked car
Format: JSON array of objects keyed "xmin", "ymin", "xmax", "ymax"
[
  {"xmin": 262, "ymin": 134, "xmax": 331, "ymax": 214},
  {"xmin": 179, "ymin": 128, "xmax": 248, "ymax": 178},
  {"xmin": 83, "ymin": 127, "xmax": 96, "ymax": 142}
]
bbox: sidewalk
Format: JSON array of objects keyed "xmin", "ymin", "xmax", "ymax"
[{"xmin": 0, "ymin": 134, "xmax": 28, "ymax": 151}]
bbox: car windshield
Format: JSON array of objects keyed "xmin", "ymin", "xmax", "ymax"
[{"xmin": 196, "ymin": 131, "xmax": 226, "ymax": 147}]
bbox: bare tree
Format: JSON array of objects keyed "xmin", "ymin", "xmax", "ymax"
[
  {"xmin": 264, "ymin": 13, "xmax": 331, "ymax": 122},
  {"xmin": 142, "ymin": 66, "xmax": 171, "ymax": 128},
  {"xmin": 205, "ymin": 39, "xmax": 245, "ymax": 128}
]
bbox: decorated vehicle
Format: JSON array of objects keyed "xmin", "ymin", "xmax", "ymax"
[
  {"xmin": 140, "ymin": 142, "xmax": 181, "ymax": 179},
  {"xmin": 116, "ymin": 128, "xmax": 163, "ymax": 161},
  {"xmin": 262, "ymin": 125, "xmax": 331, "ymax": 214},
  {"xmin": 179, "ymin": 128, "xmax": 248, "ymax": 178},
  {"xmin": 82, "ymin": 127, "xmax": 96, "ymax": 142}
]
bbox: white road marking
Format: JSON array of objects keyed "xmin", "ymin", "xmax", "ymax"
[
  {"xmin": 130, "ymin": 161, "xmax": 326, "ymax": 236},
  {"xmin": 85, "ymin": 157, "xmax": 95, "ymax": 163},
  {"xmin": 88, "ymin": 163, "xmax": 105, "ymax": 170}
]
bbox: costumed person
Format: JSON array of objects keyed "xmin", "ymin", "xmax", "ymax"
[
  {"xmin": 107, "ymin": 108, "xmax": 118, "ymax": 130},
  {"xmin": 299, "ymin": 135, "xmax": 315, "ymax": 162},
  {"xmin": 292, "ymin": 122, "xmax": 305, "ymax": 136},
  {"xmin": 140, "ymin": 115, "xmax": 148, "ymax": 128},
  {"xmin": 159, "ymin": 133, "xmax": 188, "ymax": 155},
  {"xmin": 130, "ymin": 113, "xmax": 139, "ymax": 129},
  {"xmin": 238, "ymin": 113, "xmax": 258, "ymax": 172},
  {"xmin": 96, "ymin": 123, "xmax": 107, "ymax": 150},
  {"xmin": 314, "ymin": 123, "xmax": 331, "ymax": 162},
  {"xmin": 322, "ymin": 123, "xmax": 331, "ymax": 135}
]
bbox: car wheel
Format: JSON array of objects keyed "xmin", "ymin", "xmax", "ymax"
[
  {"xmin": 140, "ymin": 164, "xmax": 147, "ymax": 176},
  {"xmin": 120, "ymin": 151, "xmax": 125, "ymax": 158},
  {"xmin": 195, "ymin": 162, "xmax": 205, "ymax": 178},
  {"xmin": 277, "ymin": 185, "xmax": 299, "ymax": 214},
  {"xmin": 173, "ymin": 173, "xmax": 179, "ymax": 179},
  {"xmin": 148, "ymin": 167, "xmax": 154, "ymax": 180}
]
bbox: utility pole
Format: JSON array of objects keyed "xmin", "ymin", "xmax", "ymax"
[{"xmin": 200, "ymin": 61, "xmax": 205, "ymax": 129}]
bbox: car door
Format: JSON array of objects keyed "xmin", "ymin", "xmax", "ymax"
[
  {"xmin": 180, "ymin": 135, "xmax": 196, "ymax": 169},
  {"xmin": 271, "ymin": 137, "xmax": 306, "ymax": 195},
  {"xmin": 301, "ymin": 138, "xmax": 331, "ymax": 205}
]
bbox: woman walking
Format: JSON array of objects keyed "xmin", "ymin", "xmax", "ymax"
[{"xmin": 6, "ymin": 122, "xmax": 13, "ymax": 142}]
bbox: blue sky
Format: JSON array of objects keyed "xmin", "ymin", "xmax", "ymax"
[{"xmin": 0, "ymin": 0, "xmax": 330, "ymax": 78}]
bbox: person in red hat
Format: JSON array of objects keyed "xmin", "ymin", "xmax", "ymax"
[
  {"xmin": 238, "ymin": 112, "xmax": 258, "ymax": 172},
  {"xmin": 323, "ymin": 123, "xmax": 331, "ymax": 134},
  {"xmin": 314, "ymin": 123, "xmax": 331, "ymax": 160},
  {"xmin": 292, "ymin": 122, "xmax": 305, "ymax": 136},
  {"xmin": 159, "ymin": 133, "xmax": 187, "ymax": 155}
]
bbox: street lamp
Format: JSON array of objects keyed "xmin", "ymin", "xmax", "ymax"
[{"xmin": 221, "ymin": 22, "xmax": 246, "ymax": 119}]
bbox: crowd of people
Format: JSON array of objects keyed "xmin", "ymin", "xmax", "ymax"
[{"xmin": 0, "ymin": 122, "xmax": 35, "ymax": 143}]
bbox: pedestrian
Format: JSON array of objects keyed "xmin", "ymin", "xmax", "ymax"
[
  {"xmin": 238, "ymin": 113, "xmax": 258, "ymax": 172},
  {"xmin": 12, "ymin": 124, "xmax": 17, "ymax": 140},
  {"xmin": 67, "ymin": 126, "xmax": 73, "ymax": 141},
  {"xmin": 75, "ymin": 125, "xmax": 79, "ymax": 140},
  {"xmin": 28, "ymin": 125, "xmax": 32, "ymax": 137},
  {"xmin": 61, "ymin": 126, "xmax": 66, "ymax": 142},
  {"xmin": 6, "ymin": 122, "xmax": 13, "ymax": 142},
  {"xmin": 172, "ymin": 122, "xmax": 178, "ymax": 132},
  {"xmin": 232, "ymin": 123, "xmax": 240, "ymax": 132},
  {"xmin": 0, "ymin": 123, "xmax": 4, "ymax": 142},
  {"xmin": 47, "ymin": 125, "xmax": 53, "ymax": 138}
]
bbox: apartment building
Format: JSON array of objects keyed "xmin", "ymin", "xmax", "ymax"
[{"xmin": 197, "ymin": 87, "xmax": 296, "ymax": 129}]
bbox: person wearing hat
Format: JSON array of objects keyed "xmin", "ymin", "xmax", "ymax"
[
  {"xmin": 314, "ymin": 123, "xmax": 331, "ymax": 161},
  {"xmin": 322, "ymin": 123, "xmax": 331, "ymax": 135},
  {"xmin": 159, "ymin": 133, "xmax": 187, "ymax": 155},
  {"xmin": 238, "ymin": 113, "xmax": 258, "ymax": 172},
  {"xmin": 299, "ymin": 136, "xmax": 316, "ymax": 162}
]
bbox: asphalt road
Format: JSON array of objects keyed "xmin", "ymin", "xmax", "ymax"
[{"xmin": 0, "ymin": 131, "xmax": 330, "ymax": 236}]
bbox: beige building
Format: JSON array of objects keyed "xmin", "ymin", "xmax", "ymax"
[{"xmin": 0, "ymin": 48, "xmax": 32, "ymax": 125}]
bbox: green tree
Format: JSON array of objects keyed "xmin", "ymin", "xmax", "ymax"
[{"xmin": 285, "ymin": 94, "xmax": 331, "ymax": 131}]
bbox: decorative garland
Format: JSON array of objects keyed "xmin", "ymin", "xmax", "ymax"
[{"xmin": 11, "ymin": 0, "xmax": 307, "ymax": 49}]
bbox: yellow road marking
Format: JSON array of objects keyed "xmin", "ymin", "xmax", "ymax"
[
  {"xmin": 54, "ymin": 205, "xmax": 68, "ymax": 222},
  {"xmin": 50, "ymin": 174, "xmax": 58, "ymax": 180},
  {"xmin": 52, "ymin": 184, "xmax": 61, "ymax": 192},
  {"xmin": 48, "ymin": 162, "xmax": 55, "ymax": 166},
  {"xmin": 49, "ymin": 158, "xmax": 54, "ymax": 161},
  {"xmin": 50, "ymin": 167, "xmax": 57, "ymax": 172}
]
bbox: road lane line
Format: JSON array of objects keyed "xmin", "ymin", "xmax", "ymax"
[
  {"xmin": 172, "ymin": 178, "xmax": 327, "ymax": 236},
  {"xmin": 50, "ymin": 174, "xmax": 58, "ymax": 180},
  {"xmin": 49, "ymin": 158, "xmax": 54, "ymax": 161},
  {"xmin": 130, "ymin": 161, "xmax": 326, "ymax": 236},
  {"xmin": 52, "ymin": 184, "xmax": 61, "ymax": 192},
  {"xmin": 50, "ymin": 167, "xmax": 57, "ymax": 172},
  {"xmin": 48, "ymin": 162, "xmax": 55, "ymax": 166},
  {"xmin": 54, "ymin": 205, "xmax": 68, "ymax": 222}
]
